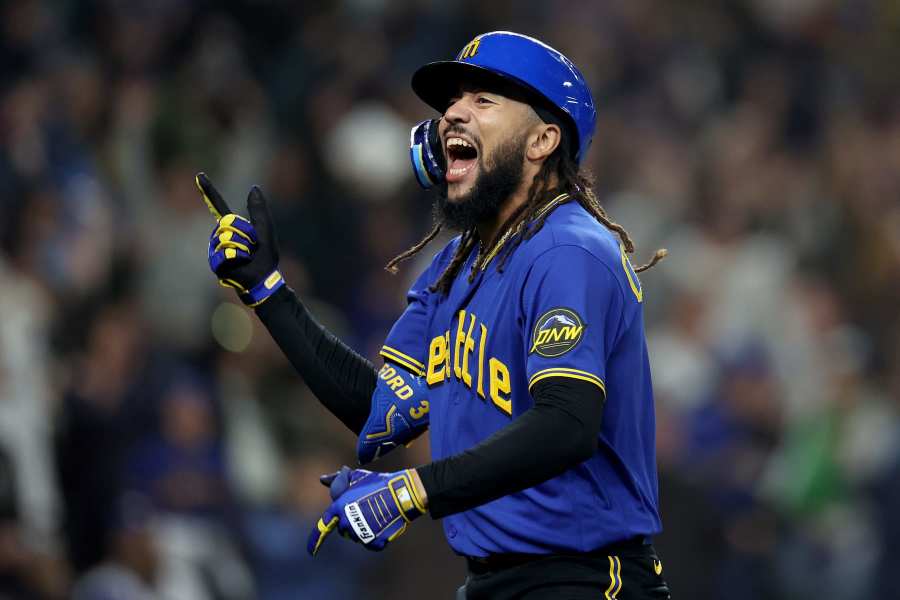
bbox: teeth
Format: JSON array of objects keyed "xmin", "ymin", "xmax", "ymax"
[
  {"xmin": 448, "ymin": 163, "xmax": 475, "ymax": 176},
  {"xmin": 447, "ymin": 137, "xmax": 473, "ymax": 149}
]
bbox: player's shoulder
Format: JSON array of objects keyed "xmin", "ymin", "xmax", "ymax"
[
  {"xmin": 522, "ymin": 196, "xmax": 624, "ymax": 270},
  {"xmin": 410, "ymin": 234, "xmax": 463, "ymax": 289},
  {"xmin": 409, "ymin": 236, "xmax": 460, "ymax": 292},
  {"xmin": 431, "ymin": 235, "xmax": 463, "ymax": 270}
]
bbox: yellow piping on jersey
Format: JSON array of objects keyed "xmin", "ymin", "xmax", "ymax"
[{"xmin": 528, "ymin": 367, "xmax": 605, "ymax": 393}]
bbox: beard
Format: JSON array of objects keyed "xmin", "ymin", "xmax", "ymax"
[{"xmin": 435, "ymin": 132, "xmax": 527, "ymax": 231}]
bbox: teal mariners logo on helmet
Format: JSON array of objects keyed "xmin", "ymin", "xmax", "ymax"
[{"xmin": 530, "ymin": 308, "xmax": 585, "ymax": 357}]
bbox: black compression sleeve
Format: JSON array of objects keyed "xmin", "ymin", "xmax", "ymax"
[
  {"xmin": 416, "ymin": 377, "xmax": 605, "ymax": 518},
  {"xmin": 254, "ymin": 286, "xmax": 377, "ymax": 434}
]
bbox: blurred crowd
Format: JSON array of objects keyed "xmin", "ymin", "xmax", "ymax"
[{"xmin": 0, "ymin": 1, "xmax": 898, "ymax": 598}]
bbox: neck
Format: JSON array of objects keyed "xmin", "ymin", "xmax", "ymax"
[
  {"xmin": 475, "ymin": 168, "xmax": 557, "ymax": 247},
  {"xmin": 475, "ymin": 184, "xmax": 528, "ymax": 247}
]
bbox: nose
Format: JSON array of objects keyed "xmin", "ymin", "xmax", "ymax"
[{"xmin": 442, "ymin": 95, "xmax": 472, "ymax": 126}]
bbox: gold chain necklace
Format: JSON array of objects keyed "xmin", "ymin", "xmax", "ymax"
[{"xmin": 475, "ymin": 193, "xmax": 571, "ymax": 272}]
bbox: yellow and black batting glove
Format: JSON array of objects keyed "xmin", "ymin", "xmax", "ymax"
[
  {"xmin": 307, "ymin": 466, "xmax": 426, "ymax": 556},
  {"xmin": 196, "ymin": 172, "xmax": 284, "ymax": 307}
]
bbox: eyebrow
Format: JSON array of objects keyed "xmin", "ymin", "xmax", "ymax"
[
  {"xmin": 468, "ymin": 76, "xmax": 536, "ymax": 103},
  {"xmin": 452, "ymin": 85, "xmax": 490, "ymax": 97},
  {"xmin": 450, "ymin": 86, "xmax": 514, "ymax": 104}
]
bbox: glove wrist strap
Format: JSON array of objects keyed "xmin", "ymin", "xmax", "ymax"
[
  {"xmin": 241, "ymin": 269, "xmax": 285, "ymax": 307},
  {"xmin": 391, "ymin": 471, "xmax": 427, "ymax": 520}
]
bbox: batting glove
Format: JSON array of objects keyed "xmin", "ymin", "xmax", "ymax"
[
  {"xmin": 307, "ymin": 466, "xmax": 426, "ymax": 556},
  {"xmin": 357, "ymin": 362, "xmax": 430, "ymax": 466},
  {"xmin": 196, "ymin": 172, "xmax": 284, "ymax": 306}
]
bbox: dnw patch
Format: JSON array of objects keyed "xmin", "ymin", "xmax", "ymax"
[{"xmin": 530, "ymin": 308, "xmax": 585, "ymax": 357}]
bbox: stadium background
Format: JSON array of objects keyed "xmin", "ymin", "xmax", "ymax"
[{"xmin": 1, "ymin": 1, "xmax": 898, "ymax": 598}]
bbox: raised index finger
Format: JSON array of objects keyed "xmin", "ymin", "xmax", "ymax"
[{"xmin": 195, "ymin": 172, "xmax": 232, "ymax": 221}]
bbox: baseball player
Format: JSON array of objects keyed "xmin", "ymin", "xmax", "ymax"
[{"xmin": 199, "ymin": 31, "xmax": 670, "ymax": 599}]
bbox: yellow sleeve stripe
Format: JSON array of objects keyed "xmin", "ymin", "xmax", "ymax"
[
  {"xmin": 380, "ymin": 345, "xmax": 426, "ymax": 375},
  {"xmin": 379, "ymin": 351, "xmax": 425, "ymax": 376},
  {"xmin": 381, "ymin": 345, "xmax": 426, "ymax": 369},
  {"xmin": 528, "ymin": 367, "xmax": 606, "ymax": 393}
]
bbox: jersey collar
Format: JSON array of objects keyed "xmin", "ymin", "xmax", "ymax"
[{"xmin": 478, "ymin": 192, "xmax": 572, "ymax": 271}]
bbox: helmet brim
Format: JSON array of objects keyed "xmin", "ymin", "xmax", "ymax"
[
  {"xmin": 412, "ymin": 60, "xmax": 579, "ymax": 159},
  {"xmin": 411, "ymin": 60, "xmax": 541, "ymax": 115}
]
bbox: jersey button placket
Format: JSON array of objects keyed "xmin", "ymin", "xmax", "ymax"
[{"xmin": 450, "ymin": 263, "xmax": 486, "ymax": 408}]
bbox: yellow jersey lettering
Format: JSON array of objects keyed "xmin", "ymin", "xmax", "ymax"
[
  {"xmin": 444, "ymin": 331, "xmax": 451, "ymax": 373},
  {"xmin": 489, "ymin": 358, "xmax": 512, "ymax": 416},
  {"xmin": 422, "ymin": 315, "xmax": 512, "ymax": 417},
  {"xmin": 460, "ymin": 312, "xmax": 477, "ymax": 388},
  {"xmin": 476, "ymin": 323, "xmax": 488, "ymax": 399},
  {"xmin": 387, "ymin": 375, "xmax": 405, "ymax": 391},
  {"xmin": 453, "ymin": 310, "xmax": 466, "ymax": 380},
  {"xmin": 426, "ymin": 335, "xmax": 448, "ymax": 386},
  {"xmin": 395, "ymin": 385, "xmax": 413, "ymax": 400}
]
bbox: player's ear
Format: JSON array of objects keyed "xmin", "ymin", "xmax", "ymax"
[{"xmin": 526, "ymin": 122, "xmax": 561, "ymax": 161}]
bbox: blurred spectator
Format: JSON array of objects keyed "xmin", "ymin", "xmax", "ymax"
[
  {"xmin": 71, "ymin": 493, "xmax": 161, "ymax": 600},
  {"xmin": 125, "ymin": 374, "xmax": 226, "ymax": 517},
  {"xmin": 55, "ymin": 299, "xmax": 151, "ymax": 572},
  {"xmin": 242, "ymin": 447, "xmax": 374, "ymax": 600},
  {"xmin": 0, "ymin": 444, "xmax": 69, "ymax": 599}
]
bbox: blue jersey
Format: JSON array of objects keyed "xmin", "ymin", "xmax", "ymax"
[{"xmin": 381, "ymin": 195, "xmax": 662, "ymax": 557}]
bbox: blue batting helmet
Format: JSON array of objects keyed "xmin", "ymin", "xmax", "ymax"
[{"xmin": 411, "ymin": 31, "xmax": 597, "ymax": 163}]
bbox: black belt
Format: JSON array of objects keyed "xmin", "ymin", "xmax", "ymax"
[{"xmin": 466, "ymin": 536, "xmax": 651, "ymax": 574}]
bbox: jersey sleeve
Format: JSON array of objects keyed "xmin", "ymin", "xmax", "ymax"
[
  {"xmin": 521, "ymin": 245, "xmax": 625, "ymax": 396},
  {"xmin": 380, "ymin": 242, "xmax": 456, "ymax": 376}
]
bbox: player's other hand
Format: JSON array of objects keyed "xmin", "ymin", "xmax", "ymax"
[
  {"xmin": 307, "ymin": 466, "xmax": 426, "ymax": 556},
  {"xmin": 195, "ymin": 172, "xmax": 284, "ymax": 306},
  {"xmin": 357, "ymin": 362, "xmax": 430, "ymax": 465}
]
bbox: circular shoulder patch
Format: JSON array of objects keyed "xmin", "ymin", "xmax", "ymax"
[{"xmin": 530, "ymin": 308, "xmax": 585, "ymax": 357}]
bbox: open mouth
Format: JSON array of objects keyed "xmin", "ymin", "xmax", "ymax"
[{"xmin": 445, "ymin": 136, "xmax": 478, "ymax": 183}]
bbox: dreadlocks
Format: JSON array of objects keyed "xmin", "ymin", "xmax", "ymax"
[{"xmin": 385, "ymin": 143, "xmax": 667, "ymax": 294}]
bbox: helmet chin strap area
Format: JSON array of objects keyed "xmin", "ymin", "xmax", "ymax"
[{"xmin": 409, "ymin": 119, "xmax": 446, "ymax": 189}]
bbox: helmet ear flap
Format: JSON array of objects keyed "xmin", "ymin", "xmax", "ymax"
[{"xmin": 409, "ymin": 119, "xmax": 446, "ymax": 189}]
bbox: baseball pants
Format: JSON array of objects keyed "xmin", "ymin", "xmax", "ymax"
[{"xmin": 457, "ymin": 539, "xmax": 670, "ymax": 600}]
